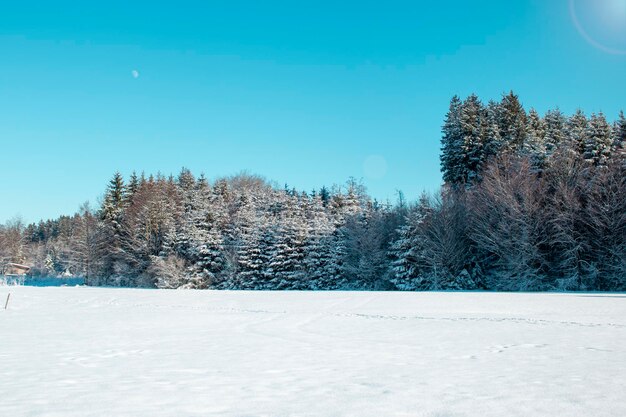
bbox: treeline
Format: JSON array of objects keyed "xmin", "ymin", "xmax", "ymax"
[
  {"xmin": 3, "ymin": 173, "xmax": 401, "ymax": 290},
  {"xmin": 1, "ymin": 92, "xmax": 625, "ymax": 291}
]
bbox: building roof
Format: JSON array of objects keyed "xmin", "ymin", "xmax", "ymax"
[{"xmin": 7, "ymin": 263, "xmax": 31, "ymax": 271}]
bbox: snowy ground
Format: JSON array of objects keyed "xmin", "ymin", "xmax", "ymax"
[{"xmin": 1, "ymin": 287, "xmax": 625, "ymax": 417}]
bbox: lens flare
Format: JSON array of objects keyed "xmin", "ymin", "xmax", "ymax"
[
  {"xmin": 363, "ymin": 155, "xmax": 388, "ymax": 180},
  {"xmin": 570, "ymin": 0, "xmax": 626, "ymax": 54}
]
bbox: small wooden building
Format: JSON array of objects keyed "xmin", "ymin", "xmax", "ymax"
[
  {"xmin": 1, "ymin": 263, "xmax": 30, "ymax": 285},
  {"xmin": 3, "ymin": 263, "xmax": 31, "ymax": 276}
]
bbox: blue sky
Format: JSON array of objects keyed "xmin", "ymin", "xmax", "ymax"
[{"xmin": 1, "ymin": 0, "xmax": 625, "ymax": 223}]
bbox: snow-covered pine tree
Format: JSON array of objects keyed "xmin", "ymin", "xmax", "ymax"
[
  {"xmin": 611, "ymin": 111, "xmax": 626, "ymax": 158},
  {"xmin": 584, "ymin": 113, "xmax": 613, "ymax": 166},
  {"xmin": 481, "ymin": 100, "xmax": 503, "ymax": 163},
  {"xmin": 192, "ymin": 177, "xmax": 229, "ymax": 288},
  {"xmin": 327, "ymin": 180, "xmax": 377, "ymax": 288},
  {"xmin": 101, "ymin": 172, "xmax": 127, "ymax": 222},
  {"xmin": 319, "ymin": 186, "xmax": 331, "ymax": 207},
  {"xmin": 169, "ymin": 174, "xmax": 234, "ymax": 289},
  {"xmin": 524, "ymin": 108, "xmax": 547, "ymax": 170},
  {"xmin": 565, "ymin": 109, "xmax": 588, "ymax": 157},
  {"xmin": 323, "ymin": 230, "xmax": 348, "ymax": 289},
  {"xmin": 267, "ymin": 196, "xmax": 308, "ymax": 289},
  {"xmin": 193, "ymin": 227, "xmax": 227, "ymax": 289},
  {"xmin": 169, "ymin": 169, "xmax": 200, "ymax": 259},
  {"xmin": 127, "ymin": 171, "xmax": 140, "ymax": 202},
  {"xmin": 543, "ymin": 109, "xmax": 567, "ymax": 157},
  {"xmin": 301, "ymin": 193, "xmax": 337, "ymax": 289},
  {"xmin": 440, "ymin": 95, "xmax": 464, "ymax": 186},
  {"xmin": 124, "ymin": 177, "xmax": 180, "ymax": 286},
  {"xmin": 170, "ymin": 174, "xmax": 220, "ymax": 288},
  {"xmin": 497, "ymin": 91, "xmax": 527, "ymax": 152},
  {"xmin": 99, "ymin": 172, "xmax": 129, "ymax": 284},
  {"xmin": 340, "ymin": 178, "xmax": 365, "ymax": 217},
  {"xmin": 389, "ymin": 203, "xmax": 426, "ymax": 290},
  {"xmin": 232, "ymin": 197, "xmax": 265, "ymax": 289},
  {"xmin": 44, "ymin": 253, "xmax": 56, "ymax": 276},
  {"xmin": 459, "ymin": 94, "xmax": 484, "ymax": 184},
  {"xmin": 177, "ymin": 167, "xmax": 196, "ymax": 197}
]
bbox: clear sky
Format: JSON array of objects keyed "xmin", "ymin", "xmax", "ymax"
[{"xmin": 1, "ymin": 0, "xmax": 625, "ymax": 224}]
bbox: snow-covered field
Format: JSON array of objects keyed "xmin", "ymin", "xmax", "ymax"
[{"xmin": 1, "ymin": 287, "xmax": 625, "ymax": 417}]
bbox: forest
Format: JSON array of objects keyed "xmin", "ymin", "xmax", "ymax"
[{"xmin": 1, "ymin": 92, "xmax": 625, "ymax": 291}]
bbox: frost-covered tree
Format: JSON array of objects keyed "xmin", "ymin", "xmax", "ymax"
[
  {"xmin": 482, "ymin": 100, "xmax": 503, "ymax": 163},
  {"xmin": 459, "ymin": 94, "xmax": 485, "ymax": 184},
  {"xmin": 302, "ymin": 194, "xmax": 342, "ymax": 289},
  {"xmin": 0, "ymin": 218, "xmax": 26, "ymax": 267},
  {"xmin": 565, "ymin": 109, "xmax": 588, "ymax": 156},
  {"xmin": 231, "ymin": 197, "xmax": 265, "ymax": 289},
  {"xmin": 339, "ymin": 206, "xmax": 395, "ymax": 290},
  {"xmin": 524, "ymin": 108, "xmax": 546, "ymax": 170},
  {"xmin": 612, "ymin": 111, "xmax": 626, "ymax": 157},
  {"xmin": 148, "ymin": 255, "xmax": 187, "ymax": 289},
  {"xmin": 497, "ymin": 91, "xmax": 527, "ymax": 152},
  {"xmin": 580, "ymin": 160, "xmax": 626, "ymax": 290},
  {"xmin": 440, "ymin": 95, "xmax": 464, "ymax": 185},
  {"xmin": 544, "ymin": 109, "xmax": 567, "ymax": 157},
  {"xmin": 99, "ymin": 172, "xmax": 130, "ymax": 284},
  {"xmin": 389, "ymin": 198, "xmax": 427, "ymax": 289},
  {"xmin": 71, "ymin": 202, "xmax": 102, "ymax": 285},
  {"xmin": 469, "ymin": 155, "xmax": 548, "ymax": 290},
  {"xmin": 102, "ymin": 172, "xmax": 127, "ymax": 222},
  {"xmin": 275, "ymin": 202, "xmax": 308, "ymax": 289},
  {"xmin": 542, "ymin": 153, "xmax": 587, "ymax": 290},
  {"xmin": 584, "ymin": 113, "xmax": 613, "ymax": 166},
  {"xmin": 391, "ymin": 191, "xmax": 476, "ymax": 290},
  {"xmin": 127, "ymin": 171, "xmax": 140, "ymax": 200},
  {"xmin": 419, "ymin": 191, "xmax": 476, "ymax": 289}
]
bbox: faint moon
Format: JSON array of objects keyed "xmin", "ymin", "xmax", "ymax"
[
  {"xmin": 131, "ymin": 69, "xmax": 140, "ymax": 79},
  {"xmin": 570, "ymin": 0, "xmax": 626, "ymax": 55},
  {"xmin": 363, "ymin": 155, "xmax": 388, "ymax": 180}
]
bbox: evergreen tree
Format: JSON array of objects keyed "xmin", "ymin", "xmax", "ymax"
[
  {"xmin": 565, "ymin": 109, "xmax": 588, "ymax": 157},
  {"xmin": 301, "ymin": 193, "xmax": 341, "ymax": 289},
  {"xmin": 102, "ymin": 172, "xmax": 127, "ymax": 221},
  {"xmin": 584, "ymin": 113, "xmax": 613, "ymax": 166},
  {"xmin": 44, "ymin": 253, "xmax": 56, "ymax": 276},
  {"xmin": 192, "ymin": 227, "xmax": 227, "ymax": 289},
  {"xmin": 440, "ymin": 95, "xmax": 464, "ymax": 185},
  {"xmin": 497, "ymin": 91, "xmax": 527, "ymax": 152},
  {"xmin": 544, "ymin": 109, "xmax": 567, "ymax": 156},
  {"xmin": 389, "ymin": 203, "xmax": 427, "ymax": 290},
  {"xmin": 232, "ymin": 199, "xmax": 265, "ymax": 289},
  {"xmin": 459, "ymin": 94, "xmax": 485, "ymax": 184},
  {"xmin": 612, "ymin": 111, "xmax": 626, "ymax": 157},
  {"xmin": 524, "ymin": 108, "xmax": 546, "ymax": 170},
  {"xmin": 127, "ymin": 171, "xmax": 140, "ymax": 200},
  {"xmin": 319, "ymin": 186, "xmax": 331, "ymax": 206},
  {"xmin": 482, "ymin": 100, "xmax": 503, "ymax": 162},
  {"xmin": 177, "ymin": 167, "xmax": 196, "ymax": 194},
  {"xmin": 99, "ymin": 172, "xmax": 129, "ymax": 284}
]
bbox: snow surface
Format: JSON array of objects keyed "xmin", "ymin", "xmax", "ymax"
[{"xmin": 1, "ymin": 287, "xmax": 625, "ymax": 417}]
